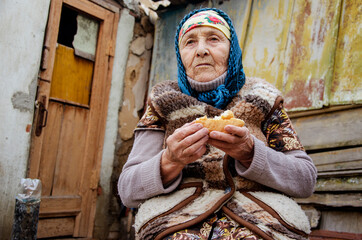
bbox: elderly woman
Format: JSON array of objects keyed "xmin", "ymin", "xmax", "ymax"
[{"xmin": 119, "ymin": 8, "xmax": 317, "ymax": 240}]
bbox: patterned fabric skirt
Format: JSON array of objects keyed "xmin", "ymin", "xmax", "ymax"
[{"xmin": 163, "ymin": 213, "xmax": 262, "ymax": 240}]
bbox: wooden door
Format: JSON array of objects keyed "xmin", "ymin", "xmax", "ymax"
[{"xmin": 28, "ymin": 0, "xmax": 118, "ymax": 238}]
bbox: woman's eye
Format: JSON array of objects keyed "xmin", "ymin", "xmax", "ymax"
[
  {"xmin": 209, "ymin": 36, "xmax": 219, "ymax": 42},
  {"xmin": 185, "ymin": 40, "xmax": 194, "ymax": 45}
]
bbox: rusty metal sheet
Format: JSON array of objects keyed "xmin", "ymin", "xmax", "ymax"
[
  {"xmin": 149, "ymin": 1, "xmax": 251, "ymax": 91},
  {"xmin": 149, "ymin": 4, "xmax": 195, "ymax": 91},
  {"xmin": 243, "ymin": 0, "xmax": 293, "ymax": 90},
  {"xmin": 282, "ymin": 0, "xmax": 342, "ymax": 111},
  {"xmin": 216, "ymin": 0, "xmax": 252, "ymax": 46},
  {"xmin": 330, "ymin": 0, "xmax": 362, "ymax": 105}
]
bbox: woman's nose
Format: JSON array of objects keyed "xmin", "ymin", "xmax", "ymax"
[{"xmin": 196, "ymin": 41, "xmax": 209, "ymax": 57}]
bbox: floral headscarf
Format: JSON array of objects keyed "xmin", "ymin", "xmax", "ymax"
[{"xmin": 178, "ymin": 10, "xmax": 231, "ymax": 45}]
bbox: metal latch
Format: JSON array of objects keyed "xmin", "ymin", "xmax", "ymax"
[{"xmin": 35, "ymin": 96, "xmax": 48, "ymax": 137}]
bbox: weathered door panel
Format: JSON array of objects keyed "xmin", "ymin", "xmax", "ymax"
[
  {"xmin": 28, "ymin": 0, "xmax": 117, "ymax": 238},
  {"xmin": 51, "ymin": 104, "xmax": 89, "ymax": 196},
  {"xmin": 38, "ymin": 101, "xmax": 63, "ymax": 196},
  {"xmin": 243, "ymin": 0, "xmax": 293, "ymax": 90},
  {"xmin": 330, "ymin": 0, "xmax": 362, "ymax": 105},
  {"xmin": 282, "ymin": 0, "xmax": 342, "ymax": 111}
]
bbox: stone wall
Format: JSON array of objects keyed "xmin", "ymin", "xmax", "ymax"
[{"xmin": 108, "ymin": 13, "xmax": 154, "ymax": 240}]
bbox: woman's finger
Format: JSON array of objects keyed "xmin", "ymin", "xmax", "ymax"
[
  {"xmin": 207, "ymin": 138, "xmax": 234, "ymax": 150},
  {"xmin": 182, "ymin": 133, "xmax": 209, "ymax": 157},
  {"xmin": 224, "ymin": 125, "xmax": 248, "ymax": 137},
  {"xmin": 180, "ymin": 127, "xmax": 209, "ymax": 148},
  {"xmin": 173, "ymin": 123, "xmax": 204, "ymax": 142}
]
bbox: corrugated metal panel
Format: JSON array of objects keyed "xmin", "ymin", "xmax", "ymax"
[
  {"xmin": 330, "ymin": 0, "xmax": 362, "ymax": 105},
  {"xmin": 282, "ymin": 0, "xmax": 342, "ymax": 111},
  {"xmin": 243, "ymin": 0, "xmax": 293, "ymax": 90}
]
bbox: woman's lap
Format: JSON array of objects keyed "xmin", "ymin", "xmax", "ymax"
[{"xmin": 163, "ymin": 214, "xmax": 261, "ymax": 240}]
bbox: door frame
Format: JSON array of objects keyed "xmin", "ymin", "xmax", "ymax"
[{"xmin": 28, "ymin": 0, "xmax": 119, "ymax": 237}]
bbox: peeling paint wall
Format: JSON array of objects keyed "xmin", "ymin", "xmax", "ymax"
[
  {"xmin": 330, "ymin": 0, "xmax": 362, "ymax": 105},
  {"xmin": 94, "ymin": 8, "xmax": 135, "ymax": 239},
  {"xmin": 118, "ymin": 18, "xmax": 154, "ymax": 142},
  {"xmin": 243, "ymin": 0, "xmax": 293, "ymax": 90},
  {"xmin": 281, "ymin": 0, "xmax": 341, "ymax": 110},
  {"xmin": 112, "ymin": 12, "xmax": 155, "ymax": 240},
  {"xmin": 0, "ymin": 0, "xmax": 50, "ymax": 238}
]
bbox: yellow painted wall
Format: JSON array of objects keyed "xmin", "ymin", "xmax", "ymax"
[{"xmin": 243, "ymin": 0, "xmax": 361, "ymax": 111}]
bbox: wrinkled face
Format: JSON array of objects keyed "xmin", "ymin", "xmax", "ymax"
[{"xmin": 179, "ymin": 26, "xmax": 230, "ymax": 82}]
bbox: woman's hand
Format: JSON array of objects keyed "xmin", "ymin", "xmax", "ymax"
[
  {"xmin": 161, "ymin": 123, "xmax": 209, "ymax": 184},
  {"xmin": 208, "ymin": 125, "xmax": 254, "ymax": 168}
]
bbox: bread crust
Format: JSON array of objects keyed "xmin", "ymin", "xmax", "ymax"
[{"xmin": 195, "ymin": 110, "xmax": 245, "ymax": 132}]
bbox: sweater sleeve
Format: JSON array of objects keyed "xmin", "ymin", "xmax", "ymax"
[
  {"xmin": 118, "ymin": 130, "xmax": 182, "ymax": 208},
  {"xmin": 235, "ymin": 104, "xmax": 317, "ymax": 198},
  {"xmin": 235, "ymin": 137, "xmax": 317, "ymax": 198}
]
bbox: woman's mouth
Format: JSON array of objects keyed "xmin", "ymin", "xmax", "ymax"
[{"xmin": 196, "ymin": 63, "xmax": 211, "ymax": 67}]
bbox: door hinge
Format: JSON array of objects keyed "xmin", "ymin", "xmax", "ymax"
[
  {"xmin": 107, "ymin": 40, "xmax": 115, "ymax": 57},
  {"xmin": 90, "ymin": 170, "xmax": 98, "ymax": 190}
]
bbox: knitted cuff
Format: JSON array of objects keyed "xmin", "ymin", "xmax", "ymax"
[
  {"xmin": 140, "ymin": 151, "xmax": 165, "ymax": 196},
  {"xmin": 235, "ymin": 136, "xmax": 267, "ymax": 179},
  {"xmin": 140, "ymin": 150, "xmax": 182, "ymax": 196}
]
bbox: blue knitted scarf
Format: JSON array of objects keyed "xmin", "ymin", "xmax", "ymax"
[{"xmin": 175, "ymin": 8, "xmax": 246, "ymax": 109}]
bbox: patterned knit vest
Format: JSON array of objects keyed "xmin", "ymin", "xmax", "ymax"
[{"xmin": 135, "ymin": 77, "xmax": 310, "ymax": 240}]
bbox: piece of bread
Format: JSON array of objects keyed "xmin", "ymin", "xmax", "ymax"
[{"xmin": 195, "ymin": 110, "xmax": 245, "ymax": 132}]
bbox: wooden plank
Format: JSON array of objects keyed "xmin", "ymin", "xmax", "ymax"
[
  {"xmin": 309, "ymin": 147, "xmax": 362, "ymax": 168},
  {"xmin": 50, "ymin": 45, "xmax": 94, "ymax": 106},
  {"xmin": 74, "ymin": 9, "xmax": 115, "ymax": 238},
  {"xmin": 39, "ymin": 0, "xmax": 62, "ymax": 81},
  {"xmin": 330, "ymin": 0, "xmax": 362, "ymax": 105},
  {"xmin": 239, "ymin": 0, "xmax": 252, "ymax": 50},
  {"xmin": 28, "ymin": 81, "xmax": 52, "ymax": 179},
  {"xmin": 296, "ymin": 193, "xmax": 362, "ymax": 207},
  {"xmin": 63, "ymin": 0, "xmax": 108, "ymax": 20},
  {"xmin": 89, "ymin": 0, "xmax": 121, "ymax": 13},
  {"xmin": 28, "ymin": 0, "xmax": 62, "ymax": 179},
  {"xmin": 52, "ymin": 105, "xmax": 89, "ymax": 196},
  {"xmin": 318, "ymin": 212, "xmax": 362, "ymax": 236},
  {"xmin": 50, "ymin": 97, "xmax": 90, "ymax": 109},
  {"xmin": 37, "ymin": 217, "xmax": 75, "ymax": 238},
  {"xmin": 291, "ymin": 107, "xmax": 362, "ymax": 150},
  {"xmin": 38, "ymin": 101, "xmax": 63, "ymax": 196},
  {"xmin": 243, "ymin": 0, "xmax": 293, "ymax": 90},
  {"xmin": 282, "ymin": 0, "xmax": 342, "ymax": 111},
  {"xmin": 40, "ymin": 196, "xmax": 81, "ymax": 217},
  {"xmin": 311, "ymin": 230, "xmax": 362, "ymax": 240},
  {"xmin": 288, "ymin": 104, "xmax": 362, "ymax": 119},
  {"xmin": 315, "ymin": 176, "xmax": 362, "ymax": 192},
  {"xmin": 317, "ymin": 170, "xmax": 362, "ymax": 178},
  {"xmin": 310, "ymin": 147, "xmax": 362, "ymax": 174}
]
